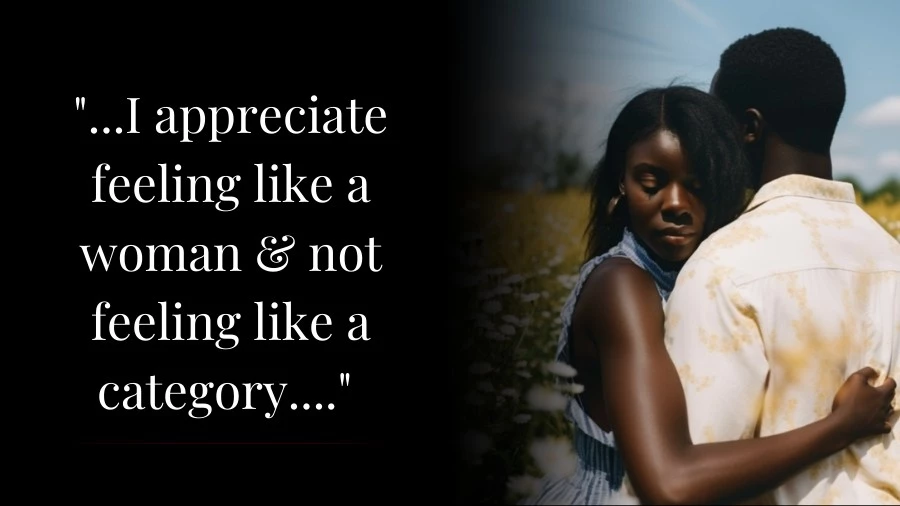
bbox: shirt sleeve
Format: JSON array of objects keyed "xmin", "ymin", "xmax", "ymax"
[{"xmin": 663, "ymin": 255, "xmax": 769, "ymax": 444}]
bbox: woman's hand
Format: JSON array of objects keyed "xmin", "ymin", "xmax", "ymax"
[{"xmin": 830, "ymin": 367, "xmax": 896, "ymax": 445}]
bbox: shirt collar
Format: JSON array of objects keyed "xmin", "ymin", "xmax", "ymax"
[{"xmin": 744, "ymin": 174, "xmax": 857, "ymax": 213}]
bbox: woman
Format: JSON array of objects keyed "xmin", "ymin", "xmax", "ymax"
[{"xmin": 526, "ymin": 86, "xmax": 896, "ymax": 504}]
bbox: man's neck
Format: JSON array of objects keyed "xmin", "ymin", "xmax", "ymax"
[{"xmin": 757, "ymin": 137, "xmax": 833, "ymax": 188}]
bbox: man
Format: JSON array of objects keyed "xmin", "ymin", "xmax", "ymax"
[{"xmin": 664, "ymin": 27, "xmax": 900, "ymax": 504}]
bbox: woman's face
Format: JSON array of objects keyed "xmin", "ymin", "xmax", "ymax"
[{"xmin": 621, "ymin": 129, "xmax": 706, "ymax": 264}]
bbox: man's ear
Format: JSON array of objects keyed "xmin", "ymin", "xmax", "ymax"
[{"xmin": 742, "ymin": 108, "xmax": 765, "ymax": 145}]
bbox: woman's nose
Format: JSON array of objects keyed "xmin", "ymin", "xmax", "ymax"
[{"xmin": 661, "ymin": 185, "xmax": 692, "ymax": 224}]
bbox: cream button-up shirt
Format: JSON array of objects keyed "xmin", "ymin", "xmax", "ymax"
[{"xmin": 660, "ymin": 174, "xmax": 900, "ymax": 504}]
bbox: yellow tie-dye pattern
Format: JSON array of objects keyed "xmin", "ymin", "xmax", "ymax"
[
  {"xmin": 704, "ymin": 265, "xmax": 732, "ymax": 300},
  {"xmin": 703, "ymin": 425, "xmax": 716, "ymax": 443},
  {"xmin": 698, "ymin": 324, "xmax": 757, "ymax": 354},
  {"xmin": 677, "ymin": 364, "xmax": 714, "ymax": 393},
  {"xmin": 703, "ymin": 224, "xmax": 768, "ymax": 261},
  {"xmin": 818, "ymin": 487, "xmax": 841, "ymax": 505},
  {"xmin": 869, "ymin": 443, "xmax": 900, "ymax": 489}
]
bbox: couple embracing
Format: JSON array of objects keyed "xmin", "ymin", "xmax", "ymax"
[{"xmin": 526, "ymin": 27, "xmax": 899, "ymax": 505}]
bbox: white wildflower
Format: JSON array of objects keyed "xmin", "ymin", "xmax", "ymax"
[
  {"xmin": 541, "ymin": 290, "xmax": 550, "ymax": 299},
  {"xmin": 507, "ymin": 475, "xmax": 542, "ymax": 498},
  {"xmin": 495, "ymin": 285, "xmax": 512, "ymax": 295},
  {"xmin": 529, "ymin": 437, "xmax": 578, "ymax": 479},
  {"xmin": 541, "ymin": 311, "xmax": 551, "ymax": 319},
  {"xmin": 538, "ymin": 268, "xmax": 550, "ymax": 275},
  {"xmin": 477, "ymin": 381, "xmax": 495, "ymax": 393},
  {"xmin": 501, "ymin": 315, "xmax": 520, "ymax": 325},
  {"xmin": 485, "ymin": 331, "xmax": 508, "ymax": 341},
  {"xmin": 556, "ymin": 382, "xmax": 586, "ymax": 394},
  {"xmin": 501, "ymin": 388, "xmax": 519, "ymax": 398},
  {"xmin": 520, "ymin": 293, "xmax": 540, "ymax": 303},
  {"xmin": 556, "ymin": 274, "xmax": 576, "ymax": 288},
  {"xmin": 483, "ymin": 300, "xmax": 502, "ymax": 314},
  {"xmin": 477, "ymin": 288, "xmax": 497, "ymax": 300},
  {"xmin": 502, "ymin": 274, "xmax": 525, "ymax": 285},
  {"xmin": 513, "ymin": 413, "xmax": 532, "ymax": 424},
  {"xmin": 515, "ymin": 360, "xmax": 527, "ymax": 368},
  {"xmin": 469, "ymin": 362, "xmax": 493, "ymax": 375},
  {"xmin": 544, "ymin": 361, "xmax": 578, "ymax": 378},
  {"xmin": 525, "ymin": 386, "xmax": 568, "ymax": 411},
  {"xmin": 517, "ymin": 371, "xmax": 532, "ymax": 379},
  {"xmin": 518, "ymin": 317, "xmax": 533, "ymax": 326},
  {"xmin": 500, "ymin": 324, "xmax": 517, "ymax": 336}
]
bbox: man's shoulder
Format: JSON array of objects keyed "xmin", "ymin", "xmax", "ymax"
[
  {"xmin": 682, "ymin": 213, "xmax": 772, "ymax": 284},
  {"xmin": 688, "ymin": 198, "xmax": 900, "ymax": 285}
]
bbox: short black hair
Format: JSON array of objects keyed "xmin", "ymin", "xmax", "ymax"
[
  {"xmin": 586, "ymin": 85, "xmax": 752, "ymax": 259},
  {"xmin": 713, "ymin": 27, "xmax": 845, "ymax": 154}
]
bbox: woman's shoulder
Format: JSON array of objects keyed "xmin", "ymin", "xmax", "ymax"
[
  {"xmin": 579, "ymin": 256, "xmax": 656, "ymax": 302},
  {"xmin": 574, "ymin": 256, "xmax": 661, "ymax": 328}
]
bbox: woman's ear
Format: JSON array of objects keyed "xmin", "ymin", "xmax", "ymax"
[{"xmin": 743, "ymin": 108, "xmax": 765, "ymax": 145}]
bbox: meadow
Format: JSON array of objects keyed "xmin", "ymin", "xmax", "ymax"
[{"xmin": 453, "ymin": 190, "xmax": 899, "ymax": 504}]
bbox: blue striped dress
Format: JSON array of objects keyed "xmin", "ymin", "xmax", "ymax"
[{"xmin": 523, "ymin": 228, "xmax": 679, "ymax": 504}]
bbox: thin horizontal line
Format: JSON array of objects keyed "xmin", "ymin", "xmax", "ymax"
[{"xmin": 81, "ymin": 441, "xmax": 375, "ymax": 445}]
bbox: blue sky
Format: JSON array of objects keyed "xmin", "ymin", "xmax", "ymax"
[{"xmin": 473, "ymin": 0, "xmax": 899, "ymax": 190}]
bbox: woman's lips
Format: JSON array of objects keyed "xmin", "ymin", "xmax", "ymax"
[
  {"xmin": 660, "ymin": 234, "xmax": 693, "ymax": 246},
  {"xmin": 657, "ymin": 228, "xmax": 695, "ymax": 246}
]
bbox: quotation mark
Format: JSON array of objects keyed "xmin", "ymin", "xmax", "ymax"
[
  {"xmin": 285, "ymin": 374, "xmax": 350, "ymax": 412},
  {"xmin": 77, "ymin": 96, "xmax": 123, "ymax": 135}
]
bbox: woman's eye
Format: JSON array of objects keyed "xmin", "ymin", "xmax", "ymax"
[{"xmin": 640, "ymin": 178, "xmax": 658, "ymax": 192}]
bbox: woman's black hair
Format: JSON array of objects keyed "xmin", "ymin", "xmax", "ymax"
[{"xmin": 585, "ymin": 85, "xmax": 752, "ymax": 260}]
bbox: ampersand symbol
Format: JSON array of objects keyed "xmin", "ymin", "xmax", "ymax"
[{"xmin": 257, "ymin": 235, "xmax": 296, "ymax": 272}]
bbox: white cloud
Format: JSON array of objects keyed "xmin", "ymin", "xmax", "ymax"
[
  {"xmin": 832, "ymin": 154, "xmax": 866, "ymax": 174},
  {"xmin": 876, "ymin": 150, "xmax": 900, "ymax": 170},
  {"xmin": 671, "ymin": 0, "xmax": 720, "ymax": 30},
  {"xmin": 856, "ymin": 96, "xmax": 900, "ymax": 126}
]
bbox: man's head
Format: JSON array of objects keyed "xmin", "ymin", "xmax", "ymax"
[{"xmin": 711, "ymin": 28, "xmax": 845, "ymax": 175}]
